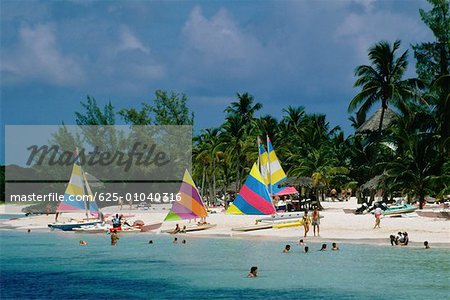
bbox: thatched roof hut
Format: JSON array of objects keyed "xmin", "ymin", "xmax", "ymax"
[{"xmin": 357, "ymin": 107, "xmax": 397, "ymax": 133}]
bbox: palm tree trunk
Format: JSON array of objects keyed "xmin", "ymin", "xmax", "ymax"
[
  {"xmin": 378, "ymin": 104, "xmax": 386, "ymax": 133},
  {"xmin": 212, "ymin": 158, "xmax": 216, "ymax": 204},
  {"xmin": 201, "ymin": 169, "xmax": 206, "ymax": 196}
]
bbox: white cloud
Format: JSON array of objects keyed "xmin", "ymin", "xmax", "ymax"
[
  {"xmin": 1, "ymin": 24, "xmax": 84, "ymax": 86},
  {"xmin": 116, "ymin": 26, "xmax": 150, "ymax": 54},
  {"xmin": 335, "ymin": 11, "xmax": 429, "ymax": 64},
  {"xmin": 181, "ymin": 6, "xmax": 264, "ymax": 64}
]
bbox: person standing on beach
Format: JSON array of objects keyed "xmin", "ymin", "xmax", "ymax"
[
  {"xmin": 311, "ymin": 208, "xmax": 320, "ymax": 236},
  {"xmin": 302, "ymin": 211, "xmax": 311, "ymax": 237},
  {"xmin": 373, "ymin": 208, "xmax": 382, "ymax": 229}
]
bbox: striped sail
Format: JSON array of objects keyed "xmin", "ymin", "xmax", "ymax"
[
  {"xmin": 57, "ymin": 150, "xmax": 90, "ymax": 213},
  {"xmin": 267, "ymin": 136, "xmax": 287, "ymax": 194},
  {"xmin": 226, "ymin": 162, "xmax": 276, "ymax": 215},
  {"xmin": 258, "ymin": 138, "xmax": 270, "ymax": 185},
  {"xmin": 164, "ymin": 170, "xmax": 208, "ymax": 221}
]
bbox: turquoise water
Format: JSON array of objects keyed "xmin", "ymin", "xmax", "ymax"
[
  {"xmin": 0, "ymin": 214, "xmax": 27, "ymax": 220},
  {"xmin": 1, "ymin": 231, "xmax": 449, "ymax": 299}
]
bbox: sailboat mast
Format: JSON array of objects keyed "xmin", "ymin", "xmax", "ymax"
[
  {"xmin": 257, "ymin": 137, "xmax": 262, "ymax": 174},
  {"xmin": 267, "ymin": 135, "xmax": 273, "ymax": 195},
  {"xmin": 79, "ymin": 157, "xmax": 89, "ymax": 221}
]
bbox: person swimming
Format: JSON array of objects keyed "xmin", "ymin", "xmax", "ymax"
[
  {"xmin": 148, "ymin": 240, "xmax": 153, "ymax": 244},
  {"xmin": 79, "ymin": 240, "xmax": 87, "ymax": 246},
  {"xmin": 299, "ymin": 239, "xmax": 305, "ymax": 246},
  {"xmin": 424, "ymin": 241, "xmax": 430, "ymax": 249},
  {"xmin": 283, "ymin": 245, "xmax": 291, "ymax": 253},
  {"xmin": 304, "ymin": 246, "xmax": 309, "ymax": 253},
  {"xmin": 173, "ymin": 237, "xmax": 178, "ymax": 244},
  {"xmin": 319, "ymin": 244, "xmax": 327, "ymax": 251},
  {"xmin": 182, "ymin": 239, "xmax": 186, "ymax": 244},
  {"xmin": 247, "ymin": 266, "xmax": 258, "ymax": 277},
  {"xmin": 332, "ymin": 242, "xmax": 339, "ymax": 250}
]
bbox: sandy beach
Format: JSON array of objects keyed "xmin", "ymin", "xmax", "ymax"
[{"xmin": 2, "ymin": 198, "xmax": 449, "ymax": 247}]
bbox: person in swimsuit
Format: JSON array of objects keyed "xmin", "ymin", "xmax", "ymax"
[
  {"xmin": 304, "ymin": 246, "xmax": 309, "ymax": 253},
  {"xmin": 332, "ymin": 242, "xmax": 339, "ymax": 250},
  {"xmin": 319, "ymin": 244, "xmax": 327, "ymax": 251},
  {"xmin": 248, "ymin": 266, "xmax": 258, "ymax": 277},
  {"xmin": 302, "ymin": 211, "xmax": 311, "ymax": 237},
  {"xmin": 299, "ymin": 239, "xmax": 305, "ymax": 246},
  {"xmin": 311, "ymin": 208, "xmax": 320, "ymax": 236},
  {"xmin": 424, "ymin": 241, "xmax": 430, "ymax": 249},
  {"xmin": 283, "ymin": 245, "xmax": 291, "ymax": 253}
]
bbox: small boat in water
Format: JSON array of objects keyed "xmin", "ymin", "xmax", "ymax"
[{"xmin": 48, "ymin": 149, "xmax": 103, "ymax": 231}]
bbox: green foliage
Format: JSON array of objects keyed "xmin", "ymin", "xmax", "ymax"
[
  {"xmin": 412, "ymin": 0, "xmax": 450, "ymax": 84},
  {"xmin": 118, "ymin": 90, "xmax": 194, "ymax": 125}
]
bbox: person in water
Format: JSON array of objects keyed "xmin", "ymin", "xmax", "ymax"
[
  {"xmin": 148, "ymin": 240, "xmax": 153, "ymax": 244},
  {"xmin": 311, "ymin": 208, "xmax": 320, "ymax": 236},
  {"xmin": 112, "ymin": 214, "xmax": 122, "ymax": 228},
  {"xmin": 400, "ymin": 232, "xmax": 409, "ymax": 246},
  {"xmin": 332, "ymin": 242, "xmax": 339, "ymax": 250},
  {"xmin": 171, "ymin": 224, "xmax": 181, "ymax": 234},
  {"xmin": 182, "ymin": 240, "xmax": 186, "ymax": 244},
  {"xmin": 79, "ymin": 240, "xmax": 87, "ymax": 246},
  {"xmin": 319, "ymin": 244, "xmax": 327, "ymax": 251},
  {"xmin": 283, "ymin": 245, "xmax": 291, "ymax": 253},
  {"xmin": 299, "ymin": 239, "xmax": 305, "ymax": 246},
  {"xmin": 247, "ymin": 266, "xmax": 258, "ymax": 277},
  {"xmin": 304, "ymin": 246, "xmax": 309, "ymax": 253},
  {"xmin": 424, "ymin": 241, "xmax": 430, "ymax": 249},
  {"xmin": 110, "ymin": 230, "xmax": 119, "ymax": 246},
  {"xmin": 173, "ymin": 237, "xmax": 178, "ymax": 244},
  {"xmin": 302, "ymin": 210, "xmax": 311, "ymax": 237},
  {"xmin": 390, "ymin": 235, "xmax": 399, "ymax": 246}
]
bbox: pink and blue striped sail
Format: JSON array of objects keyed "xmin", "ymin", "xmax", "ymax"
[{"xmin": 226, "ymin": 163, "xmax": 276, "ymax": 215}]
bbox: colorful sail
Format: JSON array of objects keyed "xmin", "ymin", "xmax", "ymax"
[
  {"xmin": 267, "ymin": 136, "xmax": 287, "ymax": 194},
  {"xmin": 227, "ymin": 163, "xmax": 276, "ymax": 215},
  {"xmin": 56, "ymin": 150, "xmax": 89, "ymax": 213},
  {"xmin": 258, "ymin": 138, "xmax": 270, "ymax": 184},
  {"xmin": 82, "ymin": 171, "xmax": 99, "ymax": 214},
  {"xmin": 164, "ymin": 170, "xmax": 208, "ymax": 221}
]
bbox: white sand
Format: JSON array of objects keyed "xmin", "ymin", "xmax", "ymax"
[{"xmin": 1, "ymin": 199, "xmax": 449, "ymax": 246}]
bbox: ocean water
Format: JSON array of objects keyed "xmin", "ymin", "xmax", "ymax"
[{"xmin": 0, "ymin": 231, "xmax": 449, "ymax": 300}]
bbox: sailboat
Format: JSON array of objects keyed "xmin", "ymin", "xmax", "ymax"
[
  {"xmin": 48, "ymin": 149, "xmax": 102, "ymax": 231},
  {"xmin": 162, "ymin": 169, "xmax": 216, "ymax": 233}
]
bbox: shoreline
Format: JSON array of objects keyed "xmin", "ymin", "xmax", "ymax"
[{"xmin": 1, "ymin": 199, "xmax": 449, "ymax": 248}]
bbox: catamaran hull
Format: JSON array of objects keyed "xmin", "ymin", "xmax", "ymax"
[{"xmin": 48, "ymin": 221, "xmax": 102, "ymax": 231}]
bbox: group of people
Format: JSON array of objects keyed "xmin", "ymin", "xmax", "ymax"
[
  {"xmin": 283, "ymin": 240, "xmax": 339, "ymax": 253},
  {"xmin": 389, "ymin": 232, "xmax": 409, "ymax": 246},
  {"xmin": 302, "ymin": 208, "xmax": 321, "ymax": 237},
  {"xmin": 249, "ymin": 240, "xmax": 339, "ymax": 277},
  {"xmin": 170, "ymin": 224, "xmax": 187, "ymax": 234}
]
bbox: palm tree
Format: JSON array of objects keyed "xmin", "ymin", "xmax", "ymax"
[
  {"xmin": 224, "ymin": 92, "xmax": 262, "ymax": 125},
  {"xmin": 348, "ymin": 40, "xmax": 420, "ymax": 133}
]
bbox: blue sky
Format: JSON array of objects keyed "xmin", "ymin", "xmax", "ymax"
[{"xmin": 1, "ymin": 0, "xmax": 434, "ymax": 163}]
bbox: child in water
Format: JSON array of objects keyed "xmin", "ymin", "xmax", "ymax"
[
  {"xmin": 247, "ymin": 266, "xmax": 258, "ymax": 277},
  {"xmin": 332, "ymin": 243, "xmax": 339, "ymax": 250},
  {"xmin": 283, "ymin": 245, "xmax": 291, "ymax": 253},
  {"xmin": 319, "ymin": 244, "xmax": 327, "ymax": 251}
]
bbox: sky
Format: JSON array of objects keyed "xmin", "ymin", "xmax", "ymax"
[{"xmin": 0, "ymin": 0, "xmax": 435, "ymax": 163}]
